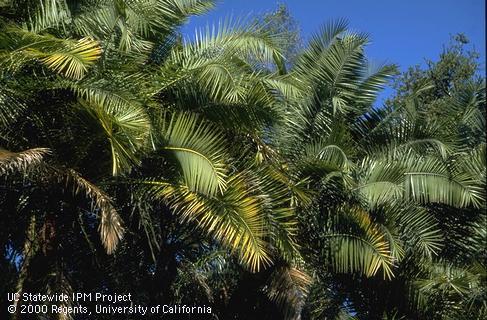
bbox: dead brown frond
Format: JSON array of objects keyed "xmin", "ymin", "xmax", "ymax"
[{"xmin": 0, "ymin": 147, "xmax": 50, "ymax": 175}]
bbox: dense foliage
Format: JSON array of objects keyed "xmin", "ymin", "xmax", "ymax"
[{"xmin": 0, "ymin": 1, "xmax": 485, "ymax": 319}]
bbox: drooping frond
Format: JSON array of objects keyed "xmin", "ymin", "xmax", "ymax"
[
  {"xmin": 188, "ymin": 17, "xmax": 284, "ymax": 65},
  {"xmin": 379, "ymin": 201, "xmax": 443, "ymax": 258},
  {"xmin": 459, "ymin": 143, "xmax": 486, "ymax": 189},
  {"xmin": 326, "ymin": 205, "xmax": 396, "ymax": 279},
  {"xmin": 29, "ymin": 0, "xmax": 72, "ymax": 33},
  {"xmin": 265, "ymin": 264, "xmax": 312, "ymax": 319},
  {"xmin": 0, "ymin": 147, "xmax": 49, "ymax": 175},
  {"xmin": 249, "ymin": 164, "xmax": 303, "ymax": 260},
  {"xmin": 354, "ymin": 157, "xmax": 404, "ymax": 206},
  {"xmin": 1, "ymin": 27, "xmax": 102, "ymax": 79},
  {"xmin": 59, "ymin": 168, "xmax": 124, "ymax": 254},
  {"xmin": 77, "ymin": 87, "xmax": 151, "ymax": 176},
  {"xmin": 399, "ymin": 138, "xmax": 452, "ymax": 159},
  {"xmin": 451, "ymin": 82, "xmax": 486, "ymax": 137},
  {"xmin": 141, "ymin": 172, "xmax": 271, "ymax": 272},
  {"xmin": 301, "ymin": 141, "xmax": 351, "ymax": 172},
  {"xmin": 159, "ymin": 112, "xmax": 227, "ymax": 196},
  {"xmin": 403, "ymin": 154, "xmax": 484, "ymax": 208}
]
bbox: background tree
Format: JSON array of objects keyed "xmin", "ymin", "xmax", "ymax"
[{"xmin": 295, "ymin": 33, "xmax": 485, "ymax": 319}]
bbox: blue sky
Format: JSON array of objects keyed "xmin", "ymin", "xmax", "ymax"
[{"xmin": 182, "ymin": 0, "xmax": 486, "ymax": 104}]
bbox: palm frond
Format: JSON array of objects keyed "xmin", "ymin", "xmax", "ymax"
[
  {"xmin": 29, "ymin": 0, "xmax": 72, "ymax": 33},
  {"xmin": 415, "ymin": 262, "xmax": 483, "ymax": 302},
  {"xmin": 60, "ymin": 168, "xmax": 124, "ymax": 254},
  {"xmin": 0, "ymin": 147, "xmax": 49, "ymax": 175},
  {"xmin": 73, "ymin": 0, "xmax": 214, "ymax": 53},
  {"xmin": 327, "ymin": 205, "xmax": 395, "ymax": 279},
  {"xmin": 399, "ymin": 138, "xmax": 452, "ymax": 159},
  {"xmin": 143, "ymin": 173, "xmax": 271, "ymax": 272},
  {"xmin": 159, "ymin": 112, "xmax": 227, "ymax": 196},
  {"xmin": 1, "ymin": 26, "xmax": 101, "ymax": 79},
  {"xmin": 39, "ymin": 37, "xmax": 102, "ymax": 79},
  {"xmin": 76, "ymin": 87, "xmax": 151, "ymax": 176},
  {"xmin": 404, "ymin": 155, "xmax": 484, "ymax": 208},
  {"xmin": 380, "ymin": 201, "xmax": 443, "ymax": 258},
  {"xmin": 0, "ymin": 85, "xmax": 26, "ymax": 129},
  {"xmin": 302, "ymin": 141, "xmax": 351, "ymax": 172},
  {"xmin": 354, "ymin": 63, "xmax": 396, "ymax": 110},
  {"xmin": 187, "ymin": 17, "xmax": 284, "ymax": 65},
  {"xmin": 168, "ymin": 0, "xmax": 215, "ymax": 16},
  {"xmin": 265, "ymin": 264, "xmax": 312, "ymax": 319},
  {"xmin": 354, "ymin": 158, "xmax": 404, "ymax": 206}
]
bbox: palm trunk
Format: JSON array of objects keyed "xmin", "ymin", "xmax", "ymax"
[{"xmin": 13, "ymin": 215, "xmax": 38, "ymax": 320}]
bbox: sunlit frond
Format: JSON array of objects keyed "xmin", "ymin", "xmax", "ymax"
[
  {"xmin": 29, "ymin": 0, "xmax": 72, "ymax": 32},
  {"xmin": 1, "ymin": 27, "xmax": 101, "ymax": 79},
  {"xmin": 159, "ymin": 112, "xmax": 227, "ymax": 196},
  {"xmin": 187, "ymin": 17, "xmax": 284, "ymax": 65},
  {"xmin": 404, "ymin": 155, "xmax": 484, "ymax": 208},
  {"xmin": 142, "ymin": 173, "xmax": 271, "ymax": 272},
  {"xmin": 354, "ymin": 158, "xmax": 404, "ymax": 206}
]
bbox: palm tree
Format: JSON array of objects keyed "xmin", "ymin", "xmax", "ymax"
[
  {"xmin": 276, "ymin": 22, "xmax": 486, "ymax": 318},
  {"xmin": 1, "ymin": 1, "xmax": 305, "ymax": 318}
]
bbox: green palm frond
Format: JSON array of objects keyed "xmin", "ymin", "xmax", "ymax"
[
  {"xmin": 404, "ymin": 155, "xmax": 484, "ymax": 208},
  {"xmin": 0, "ymin": 85, "xmax": 25, "ymax": 129},
  {"xmin": 187, "ymin": 17, "xmax": 284, "ymax": 65},
  {"xmin": 155, "ymin": 19, "xmax": 286, "ymax": 110},
  {"xmin": 249, "ymin": 164, "xmax": 302, "ymax": 260},
  {"xmin": 415, "ymin": 262, "xmax": 484, "ymax": 302},
  {"xmin": 77, "ymin": 87, "xmax": 151, "ymax": 176},
  {"xmin": 159, "ymin": 112, "xmax": 227, "ymax": 196},
  {"xmin": 73, "ymin": 0, "xmax": 214, "ymax": 53},
  {"xmin": 306, "ymin": 19, "xmax": 349, "ymax": 53},
  {"xmin": 1, "ymin": 26, "xmax": 102, "ymax": 79},
  {"xmin": 327, "ymin": 205, "xmax": 395, "ymax": 279},
  {"xmin": 294, "ymin": 24, "xmax": 369, "ymax": 115},
  {"xmin": 301, "ymin": 141, "xmax": 351, "ymax": 172},
  {"xmin": 457, "ymin": 143, "xmax": 486, "ymax": 188},
  {"xmin": 399, "ymin": 138, "xmax": 453, "ymax": 159},
  {"xmin": 143, "ymin": 173, "xmax": 271, "ymax": 272},
  {"xmin": 405, "ymin": 171, "xmax": 484, "ymax": 208},
  {"xmin": 354, "ymin": 158, "xmax": 404, "ymax": 206},
  {"xmin": 354, "ymin": 63, "xmax": 396, "ymax": 109},
  {"xmin": 380, "ymin": 201, "xmax": 443, "ymax": 257},
  {"xmin": 39, "ymin": 37, "xmax": 102, "ymax": 79},
  {"xmin": 168, "ymin": 0, "xmax": 215, "ymax": 16},
  {"xmin": 452, "ymin": 82, "xmax": 486, "ymax": 134},
  {"xmin": 29, "ymin": 0, "xmax": 72, "ymax": 32}
]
